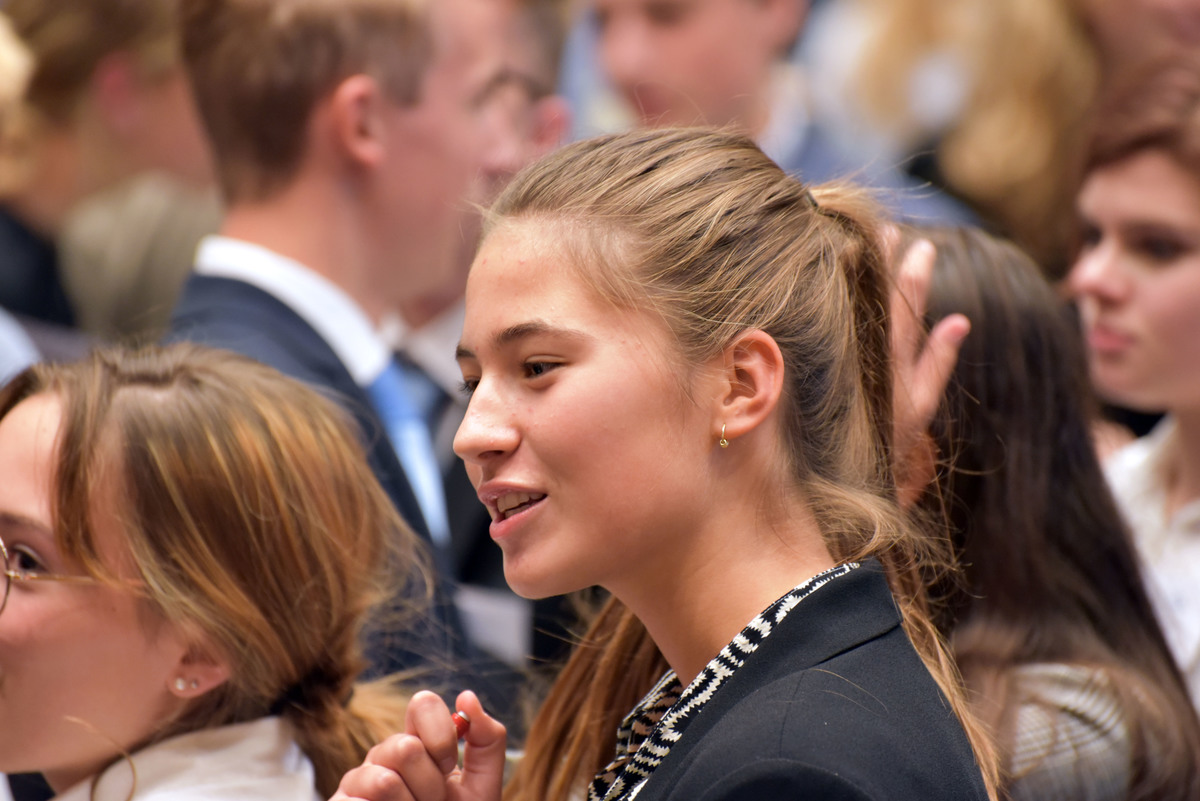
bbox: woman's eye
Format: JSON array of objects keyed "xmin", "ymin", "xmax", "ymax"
[
  {"xmin": 1078, "ymin": 223, "xmax": 1101, "ymax": 251},
  {"xmin": 458, "ymin": 378, "xmax": 479, "ymax": 398},
  {"xmin": 523, "ymin": 361, "xmax": 559, "ymax": 380},
  {"xmin": 8, "ymin": 546, "xmax": 46, "ymax": 579},
  {"xmin": 1138, "ymin": 236, "xmax": 1187, "ymax": 263}
]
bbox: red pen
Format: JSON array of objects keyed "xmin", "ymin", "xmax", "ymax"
[{"xmin": 452, "ymin": 710, "xmax": 471, "ymax": 740}]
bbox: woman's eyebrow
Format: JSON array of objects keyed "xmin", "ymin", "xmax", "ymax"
[
  {"xmin": 0, "ymin": 510, "xmax": 53, "ymax": 537},
  {"xmin": 456, "ymin": 320, "xmax": 592, "ymax": 361}
]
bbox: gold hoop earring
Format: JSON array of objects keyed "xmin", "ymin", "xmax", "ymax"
[{"xmin": 719, "ymin": 423, "xmax": 729, "ymax": 449}]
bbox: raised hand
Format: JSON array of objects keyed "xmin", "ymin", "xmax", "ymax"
[
  {"xmin": 331, "ymin": 690, "xmax": 507, "ymax": 801},
  {"xmin": 886, "ymin": 231, "xmax": 970, "ymax": 507}
]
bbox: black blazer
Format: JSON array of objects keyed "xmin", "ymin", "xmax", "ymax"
[
  {"xmin": 638, "ymin": 563, "xmax": 989, "ymax": 801},
  {"xmin": 168, "ymin": 273, "xmax": 467, "ymax": 680}
]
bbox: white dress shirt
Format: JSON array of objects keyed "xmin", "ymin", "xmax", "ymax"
[
  {"xmin": 194, "ymin": 236, "xmax": 390, "ymax": 386},
  {"xmin": 56, "ymin": 717, "xmax": 319, "ymax": 801},
  {"xmin": 1106, "ymin": 418, "xmax": 1200, "ymax": 709}
]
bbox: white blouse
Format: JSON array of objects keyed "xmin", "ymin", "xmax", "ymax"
[
  {"xmin": 54, "ymin": 717, "xmax": 319, "ymax": 801},
  {"xmin": 1105, "ymin": 418, "xmax": 1200, "ymax": 709}
]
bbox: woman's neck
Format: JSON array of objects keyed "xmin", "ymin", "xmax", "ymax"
[{"xmin": 617, "ymin": 501, "xmax": 834, "ymax": 688}]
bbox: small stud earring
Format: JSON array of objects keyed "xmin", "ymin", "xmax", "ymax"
[
  {"xmin": 719, "ymin": 423, "xmax": 729, "ymax": 449},
  {"xmin": 174, "ymin": 677, "xmax": 187, "ymax": 692},
  {"xmin": 189, "ymin": 679, "xmax": 200, "ymax": 690}
]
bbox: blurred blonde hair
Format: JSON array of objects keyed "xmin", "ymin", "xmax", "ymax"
[{"xmin": 852, "ymin": 0, "xmax": 1099, "ymax": 275}]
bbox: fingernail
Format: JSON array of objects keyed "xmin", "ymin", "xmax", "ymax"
[{"xmin": 452, "ymin": 710, "xmax": 471, "ymax": 740}]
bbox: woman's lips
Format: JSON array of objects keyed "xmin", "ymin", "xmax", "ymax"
[
  {"xmin": 1087, "ymin": 324, "xmax": 1135, "ymax": 354},
  {"xmin": 494, "ymin": 491, "xmax": 547, "ymax": 521},
  {"xmin": 488, "ymin": 494, "xmax": 546, "ymax": 541}
]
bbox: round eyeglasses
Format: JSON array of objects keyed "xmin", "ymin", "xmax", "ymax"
[{"xmin": 0, "ymin": 532, "xmax": 95, "ymax": 617}]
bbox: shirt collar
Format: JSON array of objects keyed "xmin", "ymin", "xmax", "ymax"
[
  {"xmin": 195, "ymin": 235, "xmax": 391, "ymax": 386},
  {"xmin": 381, "ymin": 301, "xmax": 468, "ymax": 399},
  {"xmin": 56, "ymin": 717, "xmax": 315, "ymax": 801}
]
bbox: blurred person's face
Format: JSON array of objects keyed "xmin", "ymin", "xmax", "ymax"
[
  {"xmin": 0, "ymin": 394, "xmax": 195, "ymax": 793},
  {"xmin": 592, "ymin": 0, "xmax": 801, "ymax": 133},
  {"xmin": 476, "ymin": 78, "xmax": 558, "ymax": 201},
  {"xmin": 1082, "ymin": 0, "xmax": 1200, "ymax": 75},
  {"xmin": 1068, "ymin": 149, "xmax": 1200, "ymax": 413},
  {"xmin": 400, "ymin": 3, "xmax": 570, "ymax": 327},
  {"xmin": 374, "ymin": 0, "xmax": 506, "ymax": 304}
]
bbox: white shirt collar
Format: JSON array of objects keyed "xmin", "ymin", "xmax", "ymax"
[
  {"xmin": 56, "ymin": 717, "xmax": 318, "ymax": 801},
  {"xmin": 382, "ymin": 302, "xmax": 467, "ymax": 400},
  {"xmin": 195, "ymin": 235, "xmax": 390, "ymax": 386}
]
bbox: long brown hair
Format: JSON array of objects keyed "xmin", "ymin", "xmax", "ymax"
[
  {"xmin": 0, "ymin": 344, "xmax": 426, "ymax": 798},
  {"xmin": 918, "ymin": 227, "xmax": 1200, "ymax": 799},
  {"xmin": 485, "ymin": 128, "xmax": 999, "ymax": 801}
]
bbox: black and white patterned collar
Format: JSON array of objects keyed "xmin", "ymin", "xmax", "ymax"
[{"xmin": 588, "ymin": 562, "xmax": 861, "ymax": 801}]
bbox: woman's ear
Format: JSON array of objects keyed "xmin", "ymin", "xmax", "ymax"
[
  {"xmin": 710, "ymin": 329, "xmax": 785, "ymax": 445},
  {"xmin": 167, "ymin": 639, "xmax": 232, "ymax": 699}
]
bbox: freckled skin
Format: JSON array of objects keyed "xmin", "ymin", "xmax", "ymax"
[{"xmin": 454, "ymin": 222, "xmax": 718, "ymax": 602}]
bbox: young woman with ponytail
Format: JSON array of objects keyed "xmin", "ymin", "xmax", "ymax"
[
  {"xmin": 0, "ymin": 343, "xmax": 423, "ymax": 800},
  {"xmin": 335, "ymin": 127, "xmax": 996, "ymax": 801}
]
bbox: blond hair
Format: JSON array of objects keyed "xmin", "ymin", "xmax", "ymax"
[
  {"xmin": 0, "ymin": 344, "xmax": 426, "ymax": 798},
  {"xmin": 180, "ymin": 0, "xmax": 432, "ymax": 203},
  {"xmin": 851, "ymin": 0, "xmax": 1099, "ymax": 275},
  {"xmin": 486, "ymin": 128, "xmax": 999, "ymax": 801}
]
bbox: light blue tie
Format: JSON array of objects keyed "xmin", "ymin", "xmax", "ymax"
[{"xmin": 366, "ymin": 361, "xmax": 451, "ymax": 547}]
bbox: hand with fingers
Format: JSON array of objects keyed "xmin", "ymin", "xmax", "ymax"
[
  {"xmin": 886, "ymin": 231, "xmax": 970, "ymax": 508},
  {"xmin": 331, "ymin": 690, "xmax": 506, "ymax": 801}
]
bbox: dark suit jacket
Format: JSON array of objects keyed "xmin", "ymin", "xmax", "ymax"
[
  {"xmin": 0, "ymin": 206, "xmax": 75, "ymax": 327},
  {"xmin": 638, "ymin": 562, "xmax": 989, "ymax": 801},
  {"xmin": 168, "ymin": 273, "xmax": 467, "ymax": 681}
]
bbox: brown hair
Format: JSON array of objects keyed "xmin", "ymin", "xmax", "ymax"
[
  {"xmin": 484, "ymin": 128, "xmax": 999, "ymax": 801},
  {"xmin": 4, "ymin": 0, "xmax": 183, "ymax": 124},
  {"xmin": 1086, "ymin": 52, "xmax": 1200, "ymax": 179},
  {"xmin": 0, "ymin": 344, "xmax": 425, "ymax": 798},
  {"xmin": 917, "ymin": 226, "xmax": 1200, "ymax": 799},
  {"xmin": 179, "ymin": 0, "xmax": 432, "ymax": 203}
]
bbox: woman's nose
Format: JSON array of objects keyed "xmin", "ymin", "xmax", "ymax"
[
  {"xmin": 1067, "ymin": 238, "xmax": 1131, "ymax": 304},
  {"xmin": 453, "ymin": 380, "xmax": 518, "ymax": 466}
]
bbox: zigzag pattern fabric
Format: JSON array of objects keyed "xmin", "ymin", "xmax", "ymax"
[{"xmin": 588, "ymin": 561, "xmax": 861, "ymax": 801}]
